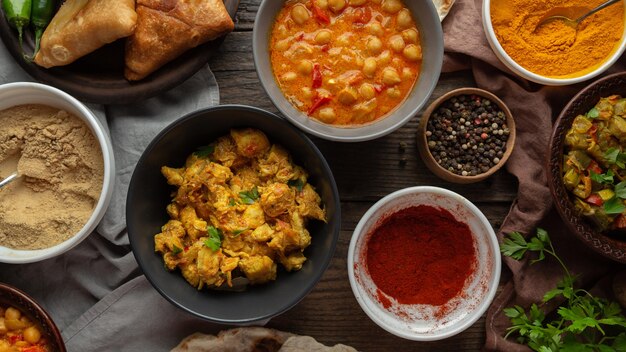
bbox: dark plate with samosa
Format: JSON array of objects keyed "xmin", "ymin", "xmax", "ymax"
[{"xmin": 0, "ymin": 0, "xmax": 238, "ymax": 104}]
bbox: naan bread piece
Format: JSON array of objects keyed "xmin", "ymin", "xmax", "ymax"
[
  {"xmin": 34, "ymin": 0, "xmax": 137, "ymax": 68},
  {"xmin": 124, "ymin": 0, "xmax": 235, "ymax": 81},
  {"xmin": 432, "ymin": 0, "xmax": 455, "ymax": 21},
  {"xmin": 279, "ymin": 336, "xmax": 358, "ymax": 352},
  {"xmin": 170, "ymin": 329, "xmax": 293, "ymax": 352}
]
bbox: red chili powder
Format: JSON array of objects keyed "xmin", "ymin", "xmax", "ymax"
[{"xmin": 365, "ymin": 205, "xmax": 477, "ymax": 306}]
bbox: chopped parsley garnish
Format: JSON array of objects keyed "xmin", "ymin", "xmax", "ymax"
[
  {"xmin": 193, "ymin": 144, "xmax": 215, "ymax": 158},
  {"xmin": 228, "ymin": 198, "xmax": 236, "ymax": 206},
  {"xmin": 232, "ymin": 228, "xmax": 248, "ymax": 237},
  {"xmin": 590, "ymin": 170, "xmax": 614, "ymax": 184},
  {"xmin": 586, "ymin": 107, "xmax": 599, "ymax": 119},
  {"xmin": 604, "ymin": 197, "xmax": 626, "ymax": 215},
  {"xmin": 604, "ymin": 147, "xmax": 626, "ymax": 169},
  {"xmin": 172, "ymin": 245, "xmax": 183, "ymax": 255},
  {"xmin": 204, "ymin": 226, "xmax": 222, "ymax": 251},
  {"xmin": 616, "ymin": 181, "xmax": 626, "ymax": 199},
  {"xmin": 288, "ymin": 179, "xmax": 304, "ymax": 192},
  {"xmin": 239, "ymin": 186, "xmax": 259, "ymax": 204}
]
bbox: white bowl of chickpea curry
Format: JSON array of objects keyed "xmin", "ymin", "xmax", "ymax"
[{"xmin": 253, "ymin": 0, "xmax": 443, "ymax": 142}]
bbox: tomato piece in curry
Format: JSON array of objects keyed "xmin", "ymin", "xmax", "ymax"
[{"xmin": 270, "ymin": 0, "xmax": 422, "ymax": 126}]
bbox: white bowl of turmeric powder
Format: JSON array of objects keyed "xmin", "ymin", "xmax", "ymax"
[
  {"xmin": 0, "ymin": 82, "xmax": 115, "ymax": 263},
  {"xmin": 483, "ymin": 0, "xmax": 626, "ymax": 85}
]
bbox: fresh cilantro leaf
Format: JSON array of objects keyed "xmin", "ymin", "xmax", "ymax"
[
  {"xmin": 605, "ymin": 148, "xmax": 620, "ymax": 165},
  {"xmin": 501, "ymin": 232, "xmax": 528, "ymax": 260},
  {"xmin": 172, "ymin": 245, "xmax": 182, "ymax": 255},
  {"xmin": 613, "ymin": 333, "xmax": 626, "ymax": 351},
  {"xmin": 232, "ymin": 228, "xmax": 248, "ymax": 237},
  {"xmin": 288, "ymin": 179, "xmax": 304, "ymax": 192},
  {"xmin": 204, "ymin": 226, "xmax": 222, "ymax": 251},
  {"xmin": 587, "ymin": 108, "xmax": 600, "ymax": 119},
  {"xmin": 194, "ymin": 145, "xmax": 215, "ymax": 158},
  {"xmin": 542, "ymin": 287, "xmax": 563, "ymax": 303},
  {"xmin": 604, "ymin": 197, "xmax": 626, "ymax": 214},
  {"xmin": 228, "ymin": 198, "xmax": 236, "ymax": 206},
  {"xmin": 591, "ymin": 170, "xmax": 615, "ymax": 184},
  {"xmin": 616, "ymin": 182, "xmax": 626, "ymax": 199},
  {"xmin": 239, "ymin": 186, "xmax": 259, "ymax": 205}
]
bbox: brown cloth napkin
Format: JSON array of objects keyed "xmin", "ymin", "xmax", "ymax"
[{"xmin": 441, "ymin": 0, "xmax": 626, "ymax": 350}]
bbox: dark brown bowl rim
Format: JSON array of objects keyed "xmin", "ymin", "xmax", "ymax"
[
  {"xmin": 417, "ymin": 87, "xmax": 516, "ymax": 184},
  {"xmin": 0, "ymin": 283, "xmax": 66, "ymax": 351},
  {"xmin": 548, "ymin": 71, "xmax": 626, "ymax": 263}
]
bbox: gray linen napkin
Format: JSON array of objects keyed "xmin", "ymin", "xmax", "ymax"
[{"xmin": 0, "ymin": 40, "xmax": 221, "ymax": 350}]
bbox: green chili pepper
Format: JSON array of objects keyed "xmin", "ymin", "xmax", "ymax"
[
  {"xmin": 2, "ymin": 0, "xmax": 32, "ymax": 52},
  {"xmin": 30, "ymin": 0, "xmax": 54, "ymax": 57}
]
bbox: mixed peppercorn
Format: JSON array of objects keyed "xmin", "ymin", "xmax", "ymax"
[{"xmin": 426, "ymin": 94, "xmax": 510, "ymax": 176}]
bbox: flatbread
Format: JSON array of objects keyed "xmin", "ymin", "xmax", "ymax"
[
  {"xmin": 170, "ymin": 329, "xmax": 359, "ymax": 352},
  {"xmin": 432, "ymin": 0, "xmax": 455, "ymax": 21},
  {"xmin": 170, "ymin": 328, "xmax": 293, "ymax": 352},
  {"xmin": 34, "ymin": 0, "xmax": 137, "ymax": 68},
  {"xmin": 124, "ymin": 0, "xmax": 235, "ymax": 81}
]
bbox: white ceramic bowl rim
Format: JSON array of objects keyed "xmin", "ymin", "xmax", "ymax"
[
  {"xmin": 347, "ymin": 186, "xmax": 502, "ymax": 341},
  {"xmin": 253, "ymin": 0, "xmax": 444, "ymax": 142},
  {"xmin": 0, "ymin": 82, "xmax": 115, "ymax": 264},
  {"xmin": 482, "ymin": 1, "xmax": 626, "ymax": 85}
]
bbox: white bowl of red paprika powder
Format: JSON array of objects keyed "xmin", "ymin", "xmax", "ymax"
[{"xmin": 347, "ymin": 186, "xmax": 501, "ymax": 341}]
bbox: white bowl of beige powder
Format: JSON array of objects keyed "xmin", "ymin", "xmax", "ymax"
[{"xmin": 0, "ymin": 82, "xmax": 115, "ymax": 263}]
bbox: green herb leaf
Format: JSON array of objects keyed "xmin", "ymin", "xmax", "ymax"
[
  {"xmin": 239, "ymin": 186, "xmax": 259, "ymax": 205},
  {"xmin": 613, "ymin": 333, "xmax": 626, "ymax": 351},
  {"xmin": 288, "ymin": 179, "xmax": 304, "ymax": 192},
  {"xmin": 501, "ymin": 232, "xmax": 528, "ymax": 260},
  {"xmin": 587, "ymin": 108, "xmax": 600, "ymax": 119},
  {"xmin": 194, "ymin": 145, "xmax": 215, "ymax": 158},
  {"xmin": 232, "ymin": 228, "xmax": 248, "ymax": 237},
  {"xmin": 228, "ymin": 198, "xmax": 236, "ymax": 206},
  {"xmin": 605, "ymin": 148, "xmax": 620, "ymax": 165},
  {"xmin": 204, "ymin": 226, "xmax": 222, "ymax": 251},
  {"xmin": 172, "ymin": 245, "xmax": 183, "ymax": 255},
  {"xmin": 591, "ymin": 170, "xmax": 615, "ymax": 184},
  {"xmin": 616, "ymin": 182, "xmax": 626, "ymax": 199},
  {"xmin": 604, "ymin": 197, "xmax": 626, "ymax": 214}
]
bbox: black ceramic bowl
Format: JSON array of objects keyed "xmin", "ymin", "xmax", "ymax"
[
  {"xmin": 549, "ymin": 72, "xmax": 626, "ymax": 263},
  {"xmin": 0, "ymin": 283, "xmax": 66, "ymax": 351},
  {"xmin": 126, "ymin": 105, "xmax": 341, "ymax": 324}
]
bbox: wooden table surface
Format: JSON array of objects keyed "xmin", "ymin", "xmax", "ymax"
[{"xmin": 208, "ymin": 2, "xmax": 518, "ymax": 350}]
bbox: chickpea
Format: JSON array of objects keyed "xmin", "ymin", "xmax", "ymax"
[
  {"xmin": 367, "ymin": 22, "xmax": 384, "ymax": 36},
  {"xmin": 328, "ymin": 0, "xmax": 346, "ymax": 13},
  {"xmin": 298, "ymin": 60, "xmax": 313, "ymax": 75},
  {"xmin": 23, "ymin": 326, "xmax": 41, "ymax": 344},
  {"xmin": 402, "ymin": 28, "xmax": 419, "ymax": 43},
  {"xmin": 349, "ymin": 0, "xmax": 367, "ymax": 5},
  {"xmin": 389, "ymin": 35, "xmax": 405, "ymax": 52},
  {"xmin": 382, "ymin": 0, "xmax": 403, "ymax": 13},
  {"xmin": 367, "ymin": 37, "xmax": 383, "ymax": 54},
  {"xmin": 362, "ymin": 57, "xmax": 378, "ymax": 77},
  {"xmin": 402, "ymin": 67, "xmax": 414, "ymax": 79},
  {"xmin": 291, "ymin": 4, "xmax": 310, "ymax": 25},
  {"xmin": 377, "ymin": 50, "xmax": 392, "ymax": 64},
  {"xmin": 4, "ymin": 307, "xmax": 20, "ymax": 321},
  {"xmin": 302, "ymin": 87, "xmax": 315, "ymax": 99},
  {"xmin": 338, "ymin": 87, "xmax": 358, "ymax": 105},
  {"xmin": 396, "ymin": 9, "xmax": 412, "ymax": 28},
  {"xmin": 281, "ymin": 72, "xmax": 298, "ymax": 82},
  {"xmin": 359, "ymin": 83, "xmax": 376, "ymax": 100},
  {"xmin": 275, "ymin": 39, "xmax": 290, "ymax": 51},
  {"xmin": 318, "ymin": 107, "xmax": 336, "ymax": 122},
  {"xmin": 315, "ymin": 30, "xmax": 332, "ymax": 44},
  {"xmin": 387, "ymin": 87, "xmax": 402, "ymax": 98},
  {"xmin": 382, "ymin": 67, "xmax": 401, "ymax": 85},
  {"xmin": 315, "ymin": 0, "xmax": 328, "ymax": 9},
  {"xmin": 403, "ymin": 44, "xmax": 422, "ymax": 61}
]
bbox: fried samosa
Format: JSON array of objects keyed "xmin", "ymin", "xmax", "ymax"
[
  {"xmin": 34, "ymin": 0, "xmax": 137, "ymax": 68},
  {"xmin": 124, "ymin": 0, "xmax": 234, "ymax": 81}
]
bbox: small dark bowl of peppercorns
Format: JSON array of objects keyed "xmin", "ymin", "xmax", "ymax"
[{"xmin": 417, "ymin": 88, "xmax": 516, "ymax": 184}]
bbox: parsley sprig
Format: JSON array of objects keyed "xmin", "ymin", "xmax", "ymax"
[
  {"xmin": 193, "ymin": 144, "xmax": 215, "ymax": 158},
  {"xmin": 203, "ymin": 226, "xmax": 222, "ymax": 251},
  {"xmin": 501, "ymin": 229, "xmax": 626, "ymax": 351},
  {"xmin": 288, "ymin": 179, "xmax": 304, "ymax": 192}
]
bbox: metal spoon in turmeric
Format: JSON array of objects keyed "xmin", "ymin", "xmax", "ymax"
[{"xmin": 536, "ymin": 0, "xmax": 620, "ymax": 30}]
